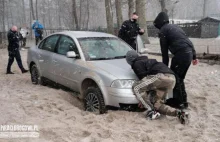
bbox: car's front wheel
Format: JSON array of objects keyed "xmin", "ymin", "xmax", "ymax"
[
  {"xmin": 31, "ymin": 64, "xmax": 47, "ymax": 86},
  {"xmin": 84, "ymin": 87, "xmax": 106, "ymax": 114}
]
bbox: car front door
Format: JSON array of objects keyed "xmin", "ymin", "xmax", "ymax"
[
  {"xmin": 37, "ymin": 35, "xmax": 60, "ymax": 81},
  {"xmin": 52, "ymin": 35, "xmax": 82, "ymax": 91}
]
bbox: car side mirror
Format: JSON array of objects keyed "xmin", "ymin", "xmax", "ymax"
[{"xmin": 66, "ymin": 51, "xmax": 77, "ymax": 58}]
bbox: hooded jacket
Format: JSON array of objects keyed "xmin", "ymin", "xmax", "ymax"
[
  {"xmin": 32, "ymin": 21, "xmax": 44, "ymax": 37},
  {"xmin": 154, "ymin": 12, "xmax": 197, "ymax": 66},
  {"xmin": 7, "ymin": 29, "xmax": 20, "ymax": 52},
  {"xmin": 131, "ymin": 56, "xmax": 174, "ymax": 80}
]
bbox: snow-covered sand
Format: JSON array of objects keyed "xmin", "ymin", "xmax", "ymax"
[{"xmin": 0, "ymin": 48, "xmax": 220, "ymax": 142}]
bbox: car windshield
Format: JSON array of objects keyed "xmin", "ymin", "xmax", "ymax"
[{"xmin": 78, "ymin": 37, "xmax": 132, "ymax": 61}]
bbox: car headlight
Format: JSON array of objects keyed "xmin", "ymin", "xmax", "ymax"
[{"xmin": 111, "ymin": 80, "xmax": 136, "ymax": 89}]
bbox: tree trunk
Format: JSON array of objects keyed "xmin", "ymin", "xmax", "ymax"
[
  {"xmin": 29, "ymin": 0, "xmax": 33, "ymax": 39},
  {"xmin": 48, "ymin": 1, "xmax": 52, "ymax": 29},
  {"xmin": 86, "ymin": 0, "xmax": 90, "ymax": 30},
  {"xmin": 79, "ymin": 0, "xmax": 83, "ymax": 29},
  {"xmin": 30, "ymin": 0, "xmax": 35, "ymax": 20},
  {"xmin": 10, "ymin": 3, "xmax": 14, "ymax": 25},
  {"xmin": 58, "ymin": 0, "xmax": 62, "ymax": 29},
  {"xmin": 36, "ymin": 0, "xmax": 38, "ymax": 20},
  {"xmin": 128, "ymin": 0, "xmax": 135, "ymax": 18},
  {"xmin": 115, "ymin": 0, "xmax": 123, "ymax": 29},
  {"xmin": 6, "ymin": 0, "xmax": 10, "ymax": 30},
  {"xmin": 160, "ymin": 0, "xmax": 167, "ymax": 13},
  {"xmin": 136, "ymin": 0, "xmax": 150, "ymax": 44},
  {"xmin": 72, "ymin": 0, "xmax": 79, "ymax": 30},
  {"xmin": 22, "ymin": 0, "xmax": 26, "ymax": 24},
  {"xmin": 105, "ymin": 0, "xmax": 114, "ymax": 34},
  {"xmin": 2, "ymin": 0, "xmax": 5, "ymax": 32},
  {"xmin": 203, "ymin": 0, "xmax": 207, "ymax": 18}
]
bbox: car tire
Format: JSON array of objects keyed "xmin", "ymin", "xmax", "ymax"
[
  {"xmin": 84, "ymin": 87, "xmax": 106, "ymax": 114},
  {"xmin": 31, "ymin": 64, "xmax": 47, "ymax": 86}
]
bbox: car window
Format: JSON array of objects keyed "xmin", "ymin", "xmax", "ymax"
[
  {"xmin": 56, "ymin": 36, "xmax": 79, "ymax": 56},
  {"xmin": 38, "ymin": 40, "xmax": 45, "ymax": 49},
  {"xmin": 41, "ymin": 35, "xmax": 60, "ymax": 52}
]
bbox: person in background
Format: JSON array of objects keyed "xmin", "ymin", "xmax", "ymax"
[
  {"xmin": 32, "ymin": 20, "xmax": 44, "ymax": 45},
  {"xmin": 153, "ymin": 12, "xmax": 199, "ymax": 109},
  {"xmin": 118, "ymin": 12, "xmax": 145, "ymax": 50},
  {"xmin": 6, "ymin": 26, "xmax": 28, "ymax": 74},
  {"xmin": 19, "ymin": 26, "xmax": 29, "ymax": 48},
  {"xmin": 126, "ymin": 50, "xmax": 189, "ymax": 124}
]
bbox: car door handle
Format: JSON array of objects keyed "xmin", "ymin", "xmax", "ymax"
[
  {"xmin": 53, "ymin": 60, "xmax": 58, "ymax": 63},
  {"xmin": 39, "ymin": 60, "xmax": 44, "ymax": 62}
]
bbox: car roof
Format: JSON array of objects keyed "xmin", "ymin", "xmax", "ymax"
[{"xmin": 54, "ymin": 31, "xmax": 116, "ymax": 38}]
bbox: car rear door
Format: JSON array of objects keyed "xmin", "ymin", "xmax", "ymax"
[
  {"xmin": 52, "ymin": 35, "xmax": 82, "ymax": 91},
  {"xmin": 37, "ymin": 35, "xmax": 60, "ymax": 81}
]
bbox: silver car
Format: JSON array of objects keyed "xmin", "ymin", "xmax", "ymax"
[{"xmin": 27, "ymin": 31, "xmax": 147, "ymax": 114}]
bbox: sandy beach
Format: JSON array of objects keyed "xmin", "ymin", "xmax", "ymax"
[{"xmin": 0, "ymin": 47, "xmax": 220, "ymax": 142}]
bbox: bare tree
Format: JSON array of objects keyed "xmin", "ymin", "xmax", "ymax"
[
  {"xmin": 203, "ymin": 0, "xmax": 207, "ymax": 18},
  {"xmin": 22, "ymin": 0, "xmax": 26, "ymax": 24},
  {"xmin": 128, "ymin": 0, "xmax": 135, "ymax": 18},
  {"xmin": 115, "ymin": 0, "xmax": 123, "ymax": 29},
  {"xmin": 159, "ymin": 0, "xmax": 167, "ymax": 13},
  {"xmin": 136, "ymin": 0, "xmax": 150, "ymax": 44},
  {"xmin": 105, "ymin": 0, "xmax": 114, "ymax": 34},
  {"xmin": 36, "ymin": 0, "xmax": 38, "ymax": 20},
  {"xmin": 30, "ymin": 0, "xmax": 36, "ymax": 20},
  {"xmin": 86, "ymin": 0, "xmax": 90, "ymax": 29},
  {"xmin": 2, "ymin": 0, "xmax": 5, "ymax": 31},
  {"xmin": 72, "ymin": 0, "xmax": 79, "ymax": 29}
]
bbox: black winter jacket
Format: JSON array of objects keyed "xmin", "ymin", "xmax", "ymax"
[
  {"xmin": 154, "ymin": 12, "xmax": 197, "ymax": 66},
  {"xmin": 131, "ymin": 56, "xmax": 174, "ymax": 80},
  {"xmin": 118, "ymin": 20, "xmax": 144, "ymax": 44},
  {"xmin": 7, "ymin": 30, "xmax": 20, "ymax": 52}
]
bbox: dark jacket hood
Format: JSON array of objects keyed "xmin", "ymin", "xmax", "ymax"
[{"xmin": 154, "ymin": 12, "xmax": 169, "ymax": 29}]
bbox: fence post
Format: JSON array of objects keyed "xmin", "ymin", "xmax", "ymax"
[
  {"xmin": 218, "ymin": 23, "xmax": 220, "ymax": 37},
  {"xmin": 207, "ymin": 45, "xmax": 209, "ymax": 54},
  {"xmin": 0, "ymin": 32, "xmax": 2, "ymax": 44}
]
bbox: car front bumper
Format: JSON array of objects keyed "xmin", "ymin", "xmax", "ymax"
[{"xmin": 104, "ymin": 87, "xmax": 139, "ymax": 107}]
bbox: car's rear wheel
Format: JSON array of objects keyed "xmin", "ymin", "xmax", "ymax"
[
  {"xmin": 31, "ymin": 64, "xmax": 47, "ymax": 86},
  {"xmin": 84, "ymin": 87, "xmax": 106, "ymax": 114}
]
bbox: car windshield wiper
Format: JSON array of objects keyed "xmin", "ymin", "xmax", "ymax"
[
  {"xmin": 90, "ymin": 57, "xmax": 113, "ymax": 61},
  {"xmin": 90, "ymin": 56, "xmax": 126, "ymax": 61},
  {"xmin": 113, "ymin": 56, "xmax": 126, "ymax": 59}
]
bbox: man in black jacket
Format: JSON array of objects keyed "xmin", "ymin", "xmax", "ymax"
[
  {"xmin": 154, "ymin": 12, "xmax": 198, "ymax": 109},
  {"xmin": 126, "ymin": 50, "xmax": 188, "ymax": 124},
  {"xmin": 118, "ymin": 12, "xmax": 144, "ymax": 50},
  {"xmin": 6, "ymin": 26, "xmax": 28, "ymax": 74}
]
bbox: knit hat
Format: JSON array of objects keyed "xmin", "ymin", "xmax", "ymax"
[{"xmin": 126, "ymin": 50, "xmax": 139, "ymax": 65}]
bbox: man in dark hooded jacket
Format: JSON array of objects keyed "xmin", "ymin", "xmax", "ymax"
[
  {"xmin": 126, "ymin": 50, "xmax": 188, "ymax": 124},
  {"xmin": 6, "ymin": 26, "xmax": 28, "ymax": 74},
  {"xmin": 153, "ymin": 12, "xmax": 198, "ymax": 109},
  {"xmin": 118, "ymin": 12, "xmax": 145, "ymax": 50}
]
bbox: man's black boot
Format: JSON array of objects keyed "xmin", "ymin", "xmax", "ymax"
[{"xmin": 22, "ymin": 69, "xmax": 29, "ymax": 74}]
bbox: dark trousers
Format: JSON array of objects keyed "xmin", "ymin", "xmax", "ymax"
[
  {"xmin": 171, "ymin": 52, "xmax": 193, "ymax": 104},
  {"xmin": 35, "ymin": 36, "xmax": 43, "ymax": 45},
  {"xmin": 7, "ymin": 50, "xmax": 24, "ymax": 72},
  {"xmin": 127, "ymin": 41, "xmax": 137, "ymax": 50}
]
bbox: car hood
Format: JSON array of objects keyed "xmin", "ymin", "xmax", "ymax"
[{"xmin": 88, "ymin": 59, "xmax": 138, "ymax": 80}]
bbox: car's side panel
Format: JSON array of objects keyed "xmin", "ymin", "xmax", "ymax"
[{"xmin": 52, "ymin": 54, "xmax": 83, "ymax": 91}]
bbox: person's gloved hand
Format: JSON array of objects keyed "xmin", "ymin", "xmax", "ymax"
[{"xmin": 192, "ymin": 59, "xmax": 199, "ymax": 65}]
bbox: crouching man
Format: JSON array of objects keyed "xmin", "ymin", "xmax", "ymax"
[{"xmin": 126, "ymin": 50, "xmax": 188, "ymax": 124}]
